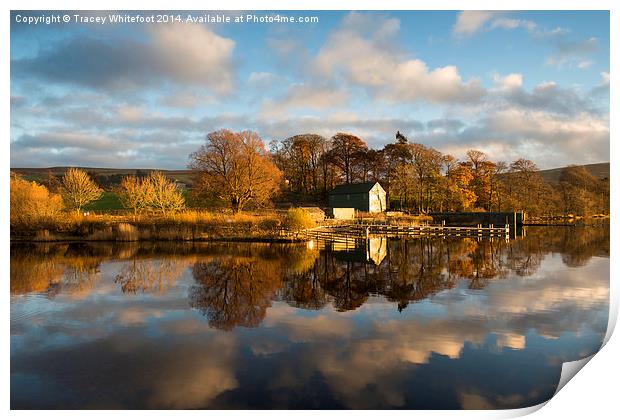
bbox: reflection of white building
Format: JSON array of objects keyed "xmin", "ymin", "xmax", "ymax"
[{"xmin": 367, "ymin": 237, "xmax": 387, "ymax": 266}]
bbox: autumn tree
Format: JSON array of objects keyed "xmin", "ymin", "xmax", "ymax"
[
  {"xmin": 504, "ymin": 158, "xmax": 557, "ymax": 215},
  {"xmin": 60, "ymin": 168, "xmax": 103, "ymax": 213},
  {"xmin": 382, "ymin": 132, "xmax": 412, "ymax": 206},
  {"xmin": 10, "ymin": 173, "xmax": 64, "ymax": 227},
  {"xmin": 189, "ymin": 129, "xmax": 282, "ymax": 213},
  {"xmin": 409, "ymin": 143, "xmax": 443, "ymax": 212},
  {"xmin": 117, "ymin": 175, "xmax": 153, "ymax": 217},
  {"xmin": 443, "ymin": 159, "xmax": 476, "ymax": 211},
  {"xmin": 272, "ymin": 134, "xmax": 326, "ymax": 195},
  {"xmin": 558, "ymin": 166, "xmax": 608, "ymax": 216},
  {"xmin": 328, "ymin": 132, "xmax": 368, "ymax": 183},
  {"xmin": 146, "ymin": 171, "xmax": 185, "ymax": 215},
  {"xmin": 465, "ymin": 150, "xmax": 495, "ymax": 210}
]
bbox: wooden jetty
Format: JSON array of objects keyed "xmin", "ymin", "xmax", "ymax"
[{"xmin": 300, "ymin": 222, "xmax": 510, "ymax": 242}]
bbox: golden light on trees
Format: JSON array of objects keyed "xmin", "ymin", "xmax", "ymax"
[
  {"xmin": 118, "ymin": 175, "xmax": 153, "ymax": 217},
  {"xmin": 60, "ymin": 168, "xmax": 103, "ymax": 212},
  {"xmin": 10, "ymin": 173, "xmax": 64, "ymax": 228},
  {"xmin": 118, "ymin": 172, "xmax": 184, "ymax": 216},
  {"xmin": 189, "ymin": 129, "xmax": 282, "ymax": 213},
  {"xmin": 328, "ymin": 132, "xmax": 368, "ymax": 184},
  {"xmin": 147, "ymin": 171, "xmax": 185, "ymax": 215}
]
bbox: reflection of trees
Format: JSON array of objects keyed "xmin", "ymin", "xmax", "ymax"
[
  {"xmin": 11, "ymin": 225, "xmax": 609, "ymax": 318},
  {"xmin": 189, "ymin": 256, "xmax": 283, "ymax": 330},
  {"xmin": 115, "ymin": 259, "xmax": 185, "ymax": 294},
  {"xmin": 281, "ymin": 267, "xmax": 327, "ymax": 310},
  {"xmin": 556, "ymin": 225, "xmax": 609, "ymax": 267},
  {"xmin": 10, "ymin": 243, "xmax": 105, "ymax": 296},
  {"xmin": 10, "ymin": 244, "xmax": 66, "ymax": 294},
  {"xmin": 383, "ymin": 239, "xmax": 456, "ymax": 311}
]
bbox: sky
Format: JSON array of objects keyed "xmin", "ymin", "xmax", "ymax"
[{"xmin": 10, "ymin": 10, "xmax": 610, "ymax": 170}]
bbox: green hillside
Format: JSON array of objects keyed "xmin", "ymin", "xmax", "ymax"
[{"xmin": 11, "ymin": 167, "xmax": 195, "ymax": 185}]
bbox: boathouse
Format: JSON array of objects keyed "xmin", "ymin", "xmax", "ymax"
[{"xmin": 328, "ymin": 182, "xmax": 386, "ymax": 213}]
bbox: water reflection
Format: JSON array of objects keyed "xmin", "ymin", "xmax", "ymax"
[{"xmin": 10, "ymin": 226, "xmax": 609, "ymax": 409}]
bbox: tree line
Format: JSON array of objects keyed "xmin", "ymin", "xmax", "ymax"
[
  {"xmin": 189, "ymin": 129, "xmax": 609, "ymax": 216},
  {"xmin": 10, "ymin": 128, "xmax": 609, "ymax": 224}
]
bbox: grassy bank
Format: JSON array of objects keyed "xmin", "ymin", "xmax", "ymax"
[
  {"xmin": 10, "ymin": 211, "xmax": 293, "ymax": 242},
  {"xmin": 10, "ymin": 209, "xmax": 434, "ymax": 242}
]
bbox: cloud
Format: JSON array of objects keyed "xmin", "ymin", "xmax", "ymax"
[
  {"xmin": 578, "ymin": 60, "xmax": 593, "ymax": 69},
  {"xmin": 12, "ymin": 23, "xmax": 236, "ymax": 93},
  {"xmin": 458, "ymin": 107, "xmax": 609, "ymax": 167},
  {"xmin": 10, "ymin": 95, "xmax": 27, "ymax": 109},
  {"xmin": 453, "ymin": 11, "xmax": 502, "ymax": 37},
  {"xmin": 454, "ymin": 12, "xmax": 566, "ymax": 40},
  {"xmin": 492, "ymin": 73, "xmax": 524, "ymax": 91},
  {"xmin": 248, "ymin": 71, "xmax": 279, "ymax": 87},
  {"xmin": 259, "ymin": 84, "xmax": 349, "ymax": 119},
  {"xmin": 600, "ymin": 71, "xmax": 610, "ymax": 85},
  {"xmin": 12, "ymin": 132, "xmax": 125, "ymax": 152},
  {"xmin": 495, "ymin": 78, "xmax": 598, "ymax": 116},
  {"xmin": 426, "ymin": 118, "xmax": 465, "ymax": 133},
  {"xmin": 490, "ymin": 18, "xmax": 537, "ymax": 32},
  {"xmin": 313, "ymin": 13, "xmax": 484, "ymax": 104},
  {"xmin": 545, "ymin": 37, "xmax": 598, "ymax": 68}
]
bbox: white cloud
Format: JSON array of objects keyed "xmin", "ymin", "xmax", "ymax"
[
  {"xmin": 493, "ymin": 73, "xmax": 524, "ymax": 91},
  {"xmin": 259, "ymin": 84, "xmax": 349, "ymax": 119},
  {"xmin": 248, "ymin": 71, "xmax": 277, "ymax": 84},
  {"xmin": 578, "ymin": 60, "xmax": 593, "ymax": 69},
  {"xmin": 490, "ymin": 18, "xmax": 537, "ymax": 32},
  {"xmin": 147, "ymin": 23, "xmax": 236, "ymax": 93},
  {"xmin": 314, "ymin": 14, "xmax": 485, "ymax": 104},
  {"xmin": 453, "ymin": 11, "xmax": 502, "ymax": 37},
  {"xmin": 600, "ymin": 71, "xmax": 610, "ymax": 86}
]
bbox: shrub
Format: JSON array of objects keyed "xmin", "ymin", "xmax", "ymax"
[
  {"xmin": 10, "ymin": 174, "xmax": 64, "ymax": 228},
  {"xmin": 285, "ymin": 208, "xmax": 315, "ymax": 231}
]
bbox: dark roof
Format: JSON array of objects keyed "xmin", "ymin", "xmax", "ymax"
[{"xmin": 329, "ymin": 182, "xmax": 382, "ymax": 195}]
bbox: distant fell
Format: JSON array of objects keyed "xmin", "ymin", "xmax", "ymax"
[
  {"xmin": 11, "ymin": 167, "xmax": 195, "ymax": 185},
  {"xmin": 11, "ymin": 162, "xmax": 610, "ymax": 186},
  {"xmin": 537, "ymin": 162, "xmax": 609, "ymax": 184}
]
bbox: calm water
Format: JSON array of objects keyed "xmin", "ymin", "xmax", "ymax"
[{"xmin": 10, "ymin": 226, "xmax": 609, "ymax": 409}]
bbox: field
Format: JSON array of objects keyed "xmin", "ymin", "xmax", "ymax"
[{"xmin": 84, "ymin": 191, "xmax": 124, "ymax": 211}]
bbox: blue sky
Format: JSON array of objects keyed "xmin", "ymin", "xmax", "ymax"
[{"xmin": 10, "ymin": 10, "xmax": 609, "ymax": 169}]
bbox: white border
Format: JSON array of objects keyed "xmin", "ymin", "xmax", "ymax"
[{"xmin": 3, "ymin": 1, "xmax": 617, "ymax": 419}]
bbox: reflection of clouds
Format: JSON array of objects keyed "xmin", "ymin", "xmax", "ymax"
[
  {"xmin": 435, "ymin": 255, "xmax": 609, "ymax": 340},
  {"xmin": 10, "ymin": 232, "xmax": 609, "ymax": 409},
  {"xmin": 496, "ymin": 333, "xmax": 526, "ymax": 350},
  {"xmin": 263, "ymin": 303, "xmax": 354, "ymax": 342},
  {"xmin": 147, "ymin": 334, "xmax": 238, "ymax": 408},
  {"xmin": 115, "ymin": 308, "xmax": 164, "ymax": 326}
]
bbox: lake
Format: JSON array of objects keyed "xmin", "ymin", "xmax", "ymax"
[{"xmin": 10, "ymin": 226, "xmax": 609, "ymax": 409}]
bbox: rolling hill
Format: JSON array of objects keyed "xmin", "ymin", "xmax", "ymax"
[
  {"xmin": 537, "ymin": 162, "xmax": 609, "ymax": 184},
  {"xmin": 11, "ymin": 162, "xmax": 610, "ymax": 187},
  {"xmin": 11, "ymin": 167, "xmax": 196, "ymax": 185}
]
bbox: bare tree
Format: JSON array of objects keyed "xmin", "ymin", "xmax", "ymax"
[
  {"xmin": 147, "ymin": 171, "xmax": 185, "ymax": 215},
  {"xmin": 118, "ymin": 175, "xmax": 154, "ymax": 218},
  {"xmin": 60, "ymin": 168, "xmax": 103, "ymax": 213}
]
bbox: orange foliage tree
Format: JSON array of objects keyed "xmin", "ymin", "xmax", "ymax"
[{"xmin": 189, "ymin": 129, "xmax": 282, "ymax": 213}]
